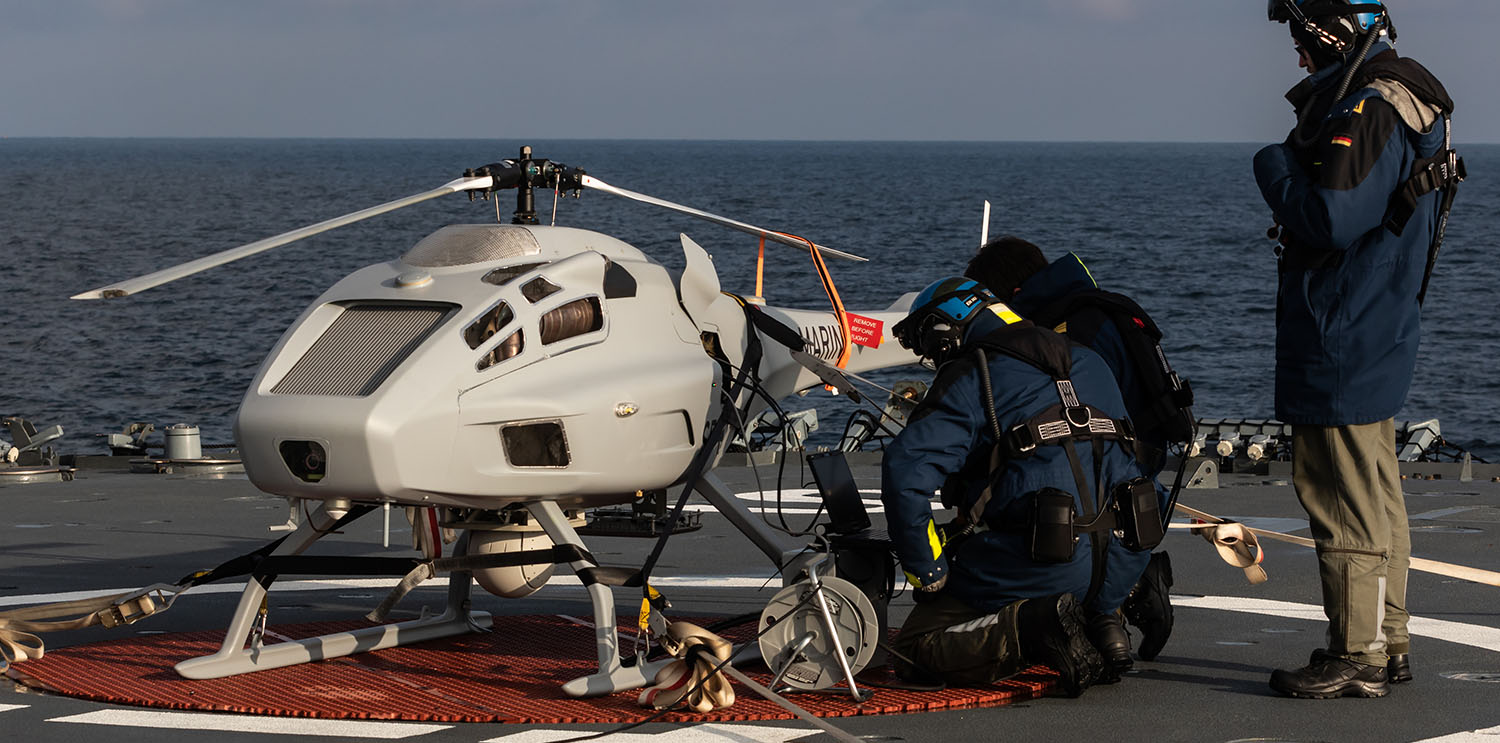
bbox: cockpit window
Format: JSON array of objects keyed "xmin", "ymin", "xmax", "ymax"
[
  {"xmin": 478, "ymin": 329, "xmax": 524, "ymax": 371},
  {"xmin": 521, "ymin": 276, "xmax": 563, "ymax": 303},
  {"xmin": 540, "ymin": 297, "xmax": 603, "ymax": 345},
  {"xmin": 463, "ymin": 302, "xmax": 514, "ymax": 350},
  {"xmin": 482, "ymin": 262, "xmax": 548, "ymax": 286}
]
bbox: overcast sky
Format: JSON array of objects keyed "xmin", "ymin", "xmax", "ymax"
[{"xmin": 4, "ymin": 0, "xmax": 1496, "ymax": 142}]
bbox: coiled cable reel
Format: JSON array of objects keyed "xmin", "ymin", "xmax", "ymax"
[{"xmin": 757, "ymin": 554, "xmax": 879, "ymax": 698}]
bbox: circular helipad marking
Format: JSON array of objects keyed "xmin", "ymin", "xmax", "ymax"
[{"xmin": 1441, "ymin": 671, "xmax": 1500, "ymax": 683}]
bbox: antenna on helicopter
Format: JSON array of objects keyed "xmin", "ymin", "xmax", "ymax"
[
  {"xmin": 980, "ymin": 200, "xmax": 991, "ymax": 247},
  {"xmin": 73, "ymin": 146, "xmax": 864, "ymax": 300}
]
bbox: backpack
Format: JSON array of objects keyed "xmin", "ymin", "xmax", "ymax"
[{"xmin": 1031, "ymin": 289, "xmax": 1195, "ymax": 447}]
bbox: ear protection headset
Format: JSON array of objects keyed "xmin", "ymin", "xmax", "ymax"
[{"xmin": 893, "ymin": 277, "xmax": 998, "ymax": 362}]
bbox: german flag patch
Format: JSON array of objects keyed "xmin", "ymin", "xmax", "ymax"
[{"xmin": 1331, "ymin": 135, "xmax": 1354, "ymax": 147}]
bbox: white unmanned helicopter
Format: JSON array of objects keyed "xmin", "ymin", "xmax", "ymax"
[{"xmin": 74, "ymin": 147, "xmax": 920, "ymax": 697}]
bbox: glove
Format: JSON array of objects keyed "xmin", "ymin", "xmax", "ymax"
[{"xmin": 913, "ymin": 573, "xmax": 948, "ymax": 603}]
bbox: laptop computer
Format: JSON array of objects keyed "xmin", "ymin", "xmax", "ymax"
[{"xmin": 807, "ymin": 451, "xmax": 890, "ymax": 546}]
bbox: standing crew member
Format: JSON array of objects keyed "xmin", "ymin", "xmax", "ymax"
[
  {"xmin": 883, "ymin": 277, "xmax": 1161, "ymax": 695},
  {"xmin": 1259, "ymin": 0, "xmax": 1460, "ymax": 699}
]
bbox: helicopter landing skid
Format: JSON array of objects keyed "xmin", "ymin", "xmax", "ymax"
[
  {"xmin": 174, "ymin": 503, "xmax": 491, "ymax": 680},
  {"xmin": 525, "ymin": 499, "xmax": 676, "ymax": 697}
]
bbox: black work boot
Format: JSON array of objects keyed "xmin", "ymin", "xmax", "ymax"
[
  {"xmin": 1086, "ymin": 611, "xmax": 1133, "ymax": 683},
  {"xmin": 1121, "ymin": 551, "xmax": 1174, "ymax": 661},
  {"xmin": 1270, "ymin": 653, "xmax": 1389, "ymax": 699},
  {"xmin": 1018, "ymin": 593, "xmax": 1104, "ymax": 698},
  {"xmin": 1388, "ymin": 653, "xmax": 1413, "ymax": 684}
]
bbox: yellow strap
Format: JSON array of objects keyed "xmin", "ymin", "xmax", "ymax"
[{"xmin": 638, "ymin": 584, "xmax": 666, "ymax": 630}]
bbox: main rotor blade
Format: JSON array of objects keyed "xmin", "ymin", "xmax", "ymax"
[
  {"xmin": 578, "ymin": 175, "xmax": 867, "ymax": 263},
  {"xmin": 72, "ymin": 175, "xmax": 495, "ymax": 300}
]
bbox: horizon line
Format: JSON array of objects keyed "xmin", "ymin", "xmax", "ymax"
[{"xmin": 7, "ymin": 134, "xmax": 1498, "ymax": 146}]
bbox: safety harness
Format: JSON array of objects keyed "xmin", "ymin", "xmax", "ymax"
[
  {"xmin": 957, "ymin": 324, "xmax": 1135, "ymax": 605},
  {"xmin": 1389, "ymin": 115, "xmax": 1466, "ymax": 305}
]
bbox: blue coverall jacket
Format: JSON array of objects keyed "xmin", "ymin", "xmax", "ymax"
[
  {"xmin": 1254, "ymin": 44, "xmax": 1450, "ymax": 425},
  {"xmin": 880, "ymin": 311, "xmax": 1150, "ymax": 615}
]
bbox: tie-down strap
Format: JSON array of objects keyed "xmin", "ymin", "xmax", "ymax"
[
  {"xmin": 0, "ymin": 584, "xmax": 182, "ymax": 671},
  {"xmin": 366, "ymin": 543, "xmax": 600, "ymax": 622}
]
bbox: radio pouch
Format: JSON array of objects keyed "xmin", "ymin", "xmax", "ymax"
[
  {"xmin": 1029, "ymin": 488, "xmax": 1078, "ymax": 563},
  {"xmin": 1113, "ymin": 476, "xmax": 1164, "ymax": 552}
]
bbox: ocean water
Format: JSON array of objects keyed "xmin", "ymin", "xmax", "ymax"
[{"xmin": 2, "ymin": 139, "xmax": 1497, "ymax": 458}]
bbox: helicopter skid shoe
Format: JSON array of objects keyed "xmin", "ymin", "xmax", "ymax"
[
  {"xmin": 526, "ymin": 500, "xmax": 680, "ymax": 698},
  {"xmin": 174, "ymin": 502, "xmax": 491, "ymax": 680}
]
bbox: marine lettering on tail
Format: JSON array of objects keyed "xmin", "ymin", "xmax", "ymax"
[{"xmin": 799, "ymin": 323, "xmax": 845, "ymax": 362}]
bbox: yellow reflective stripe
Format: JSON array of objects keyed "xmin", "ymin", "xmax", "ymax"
[
  {"xmin": 1053, "ymin": 322, "xmax": 1069, "ymax": 333},
  {"xmin": 900, "ymin": 521, "xmax": 946, "ymax": 588},
  {"xmin": 1075, "ymin": 254, "xmax": 1099, "ymax": 288},
  {"xmin": 990, "ymin": 303, "xmax": 1022, "ymax": 325}
]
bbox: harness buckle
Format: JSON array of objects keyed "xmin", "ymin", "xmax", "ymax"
[
  {"xmin": 1065, "ymin": 405, "xmax": 1092, "ymax": 430},
  {"xmin": 1010, "ymin": 423, "xmax": 1038, "ymax": 454}
]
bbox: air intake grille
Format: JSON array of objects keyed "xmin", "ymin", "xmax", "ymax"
[
  {"xmin": 402, "ymin": 225, "xmax": 542, "ymax": 267},
  {"xmin": 271, "ymin": 303, "xmax": 452, "ymax": 397}
]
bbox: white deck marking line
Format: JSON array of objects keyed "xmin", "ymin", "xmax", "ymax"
[
  {"xmin": 1175, "ymin": 595, "xmax": 1500, "ymax": 653},
  {"xmin": 1, "ymin": 575, "xmax": 782, "ymax": 608},
  {"xmin": 685, "ymin": 504, "xmax": 904, "ymax": 515},
  {"xmin": 1410, "ymin": 723, "xmax": 1500, "ymax": 742},
  {"xmin": 48, "ymin": 710, "xmax": 448, "ymax": 738},
  {"xmin": 0, "ymin": 704, "xmax": 29, "ymax": 713},
  {"xmin": 481, "ymin": 722, "xmax": 805, "ymax": 742},
  {"xmin": 1411, "ymin": 506, "xmax": 1478, "ymax": 521}
]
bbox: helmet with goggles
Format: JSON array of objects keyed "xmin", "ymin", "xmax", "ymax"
[
  {"xmin": 1268, "ymin": 0, "xmax": 1391, "ymax": 56},
  {"xmin": 893, "ymin": 277, "xmax": 1001, "ymax": 363}
]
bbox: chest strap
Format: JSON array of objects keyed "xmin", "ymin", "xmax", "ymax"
[
  {"xmin": 1001, "ymin": 399, "xmax": 1135, "ymax": 461},
  {"xmin": 966, "ymin": 376, "xmax": 1133, "ymax": 527}
]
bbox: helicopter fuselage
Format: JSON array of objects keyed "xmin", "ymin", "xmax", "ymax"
[{"xmin": 233, "ymin": 223, "xmax": 916, "ymax": 511}]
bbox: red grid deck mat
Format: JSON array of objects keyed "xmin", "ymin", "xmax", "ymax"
[{"xmin": 6, "ymin": 615, "xmax": 1057, "ymax": 723}]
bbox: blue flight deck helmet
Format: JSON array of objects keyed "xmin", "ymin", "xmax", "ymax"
[
  {"xmin": 893, "ymin": 277, "xmax": 999, "ymax": 363},
  {"xmin": 1268, "ymin": 0, "xmax": 1391, "ymax": 56}
]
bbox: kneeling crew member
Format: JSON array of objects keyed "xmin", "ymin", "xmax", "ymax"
[
  {"xmin": 882, "ymin": 277, "xmax": 1162, "ymax": 696},
  {"xmin": 965, "ymin": 237, "xmax": 1191, "ymax": 667}
]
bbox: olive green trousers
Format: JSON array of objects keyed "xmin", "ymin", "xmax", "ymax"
[{"xmin": 1293, "ymin": 419, "xmax": 1411, "ymax": 666}]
